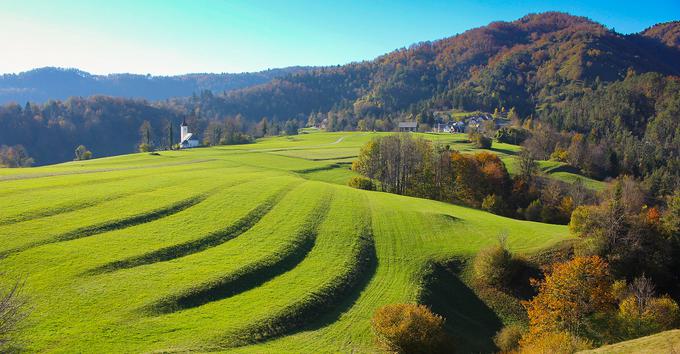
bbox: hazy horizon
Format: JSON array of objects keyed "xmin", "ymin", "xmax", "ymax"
[{"xmin": 1, "ymin": 0, "xmax": 679, "ymax": 76}]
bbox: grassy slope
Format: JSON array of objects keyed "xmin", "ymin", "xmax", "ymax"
[
  {"xmin": 1, "ymin": 131, "xmax": 570, "ymax": 352},
  {"xmin": 581, "ymin": 329, "xmax": 680, "ymax": 354},
  {"xmin": 246, "ymin": 131, "xmax": 605, "ymax": 190}
]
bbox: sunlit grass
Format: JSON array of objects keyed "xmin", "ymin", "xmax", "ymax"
[{"xmin": 0, "ymin": 131, "xmax": 572, "ymax": 352}]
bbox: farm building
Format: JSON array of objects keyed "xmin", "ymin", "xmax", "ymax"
[
  {"xmin": 398, "ymin": 121, "xmax": 418, "ymax": 132},
  {"xmin": 179, "ymin": 118, "xmax": 200, "ymax": 149}
]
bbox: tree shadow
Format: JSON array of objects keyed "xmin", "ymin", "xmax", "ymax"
[
  {"xmin": 490, "ymin": 147, "xmax": 518, "ymax": 156},
  {"xmin": 421, "ymin": 261, "xmax": 503, "ymax": 353},
  {"xmin": 544, "ymin": 163, "xmax": 582, "ymax": 175}
]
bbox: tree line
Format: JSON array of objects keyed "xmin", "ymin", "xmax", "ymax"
[{"xmin": 351, "ymin": 133, "xmax": 592, "ymax": 224}]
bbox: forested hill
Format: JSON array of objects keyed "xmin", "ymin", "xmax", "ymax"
[
  {"xmin": 0, "ymin": 66, "xmax": 308, "ymax": 104},
  {"xmin": 642, "ymin": 21, "xmax": 680, "ymax": 49},
  {"xmin": 185, "ymin": 12, "xmax": 680, "ymax": 122},
  {"xmin": 1, "ymin": 12, "xmax": 679, "ymax": 168}
]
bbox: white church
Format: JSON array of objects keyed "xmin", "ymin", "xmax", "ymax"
[{"xmin": 179, "ymin": 118, "xmax": 200, "ymax": 149}]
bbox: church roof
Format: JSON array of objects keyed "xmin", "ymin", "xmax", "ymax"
[
  {"xmin": 180, "ymin": 132, "xmax": 196, "ymax": 144},
  {"xmin": 181, "ymin": 117, "xmax": 188, "ymax": 127}
]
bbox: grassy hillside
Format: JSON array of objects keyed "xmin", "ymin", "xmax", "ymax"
[
  {"xmin": 0, "ymin": 132, "xmax": 571, "ymax": 352},
  {"xmin": 581, "ymin": 329, "xmax": 680, "ymax": 354}
]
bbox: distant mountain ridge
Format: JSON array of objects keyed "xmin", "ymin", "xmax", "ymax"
[{"xmin": 0, "ymin": 66, "xmax": 310, "ymax": 104}]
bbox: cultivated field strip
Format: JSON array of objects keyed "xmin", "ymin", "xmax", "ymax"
[
  {"xmin": 62, "ymin": 176, "xmax": 299, "ymax": 276},
  {"xmin": 0, "ymin": 157, "xmax": 220, "ymax": 181},
  {"xmin": 0, "ymin": 170, "xmax": 261, "ymax": 255},
  {"xmin": 74, "ymin": 181, "xmax": 329, "ymax": 306},
  {"xmin": 85, "ymin": 183, "xmax": 370, "ymax": 352},
  {"xmin": 0, "ymin": 190, "xmax": 207, "ymax": 258},
  {"xmin": 0, "ymin": 165, "xmax": 234, "ymax": 225},
  {"xmin": 88, "ymin": 181, "xmax": 300, "ymax": 275},
  {"xmin": 0, "ymin": 167, "xmax": 223, "ymax": 226},
  {"xmin": 211, "ymin": 190, "xmax": 376, "ymax": 349},
  {"xmin": 0, "ymin": 160, "xmax": 230, "ymax": 198},
  {"xmin": 145, "ymin": 189, "xmax": 334, "ymax": 314}
]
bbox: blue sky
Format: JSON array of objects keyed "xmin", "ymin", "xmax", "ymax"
[{"xmin": 0, "ymin": 0, "xmax": 678, "ymax": 75}]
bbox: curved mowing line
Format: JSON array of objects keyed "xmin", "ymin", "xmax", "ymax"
[
  {"xmin": 85, "ymin": 183, "xmax": 298, "ymax": 275},
  {"xmin": 212, "ymin": 202, "xmax": 377, "ymax": 349},
  {"xmin": 0, "ymin": 158, "xmax": 217, "ymax": 182},
  {"xmin": 0, "ymin": 193, "xmax": 209, "ymax": 259},
  {"xmin": 0, "ymin": 175, "xmax": 137, "ymax": 198},
  {"xmin": 145, "ymin": 191, "xmax": 334, "ymax": 315},
  {"xmin": 0, "ymin": 164, "xmax": 228, "ymax": 199},
  {"xmin": 0, "ymin": 166, "xmax": 235, "ymax": 226},
  {"xmin": 0, "ymin": 188, "xmax": 156, "ymax": 227}
]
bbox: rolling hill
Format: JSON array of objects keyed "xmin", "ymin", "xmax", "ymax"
[{"xmin": 0, "ymin": 132, "xmax": 570, "ymax": 352}]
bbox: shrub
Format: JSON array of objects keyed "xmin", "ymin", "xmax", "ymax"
[
  {"xmin": 494, "ymin": 324, "xmax": 525, "ymax": 352},
  {"xmin": 0, "ymin": 145, "xmax": 33, "ymax": 167},
  {"xmin": 495, "ymin": 127, "xmax": 530, "ymax": 145},
  {"xmin": 74, "ymin": 145, "xmax": 92, "ymax": 161},
  {"xmin": 618, "ymin": 295, "xmax": 680, "ymax": 338},
  {"xmin": 371, "ymin": 303, "xmax": 449, "ymax": 354},
  {"xmin": 482, "ymin": 194, "xmax": 507, "ymax": 215},
  {"xmin": 348, "ymin": 176, "xmax": 375, "ymax": 191},
  {"xmin": 0, "ymin": 276, "xmax": 28, "ymax": 349},
  {"xmin": 550, "ymin": 147, "xmax": 568, "ymax": 162},
  {"xmin": 138, "ymin": 143, "xmax": 153, "ymax": 152},
  {"xmin": 519, "ymin": 331, "xmax": 592, "ymax": 353},
  {"xmin": 470, "ymin": 132, "xmax": 492, "ymax": 149},
  {"xmin": 524, "ymin": 199, "xmax": 542, "ymax": 221},
  {"xmin": 473, "ymin": 242, "xmax": 514, "ymax": 289}
]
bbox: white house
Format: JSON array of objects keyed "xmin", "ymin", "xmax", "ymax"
[{"xmin": 179, "ymin": 118, "xmax": 199, "ymax": 149}]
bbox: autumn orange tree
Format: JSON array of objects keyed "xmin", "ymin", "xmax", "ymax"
[
  {"xmin": 450, "ymin": 151, "xmax": 511, "ymax": 208},
  {"xmin": 521, "ymin": 256, "xmax": 615, "ymax": 346}
]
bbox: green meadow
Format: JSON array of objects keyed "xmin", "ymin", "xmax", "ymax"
[{"xmin": 1, "ymin": 132, "xmax": 576, "ymax": 352}]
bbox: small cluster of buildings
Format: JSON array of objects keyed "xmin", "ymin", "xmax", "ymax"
[{"xmin": 399, "ymin": 112, "xmax": 510, "ymax": 134}]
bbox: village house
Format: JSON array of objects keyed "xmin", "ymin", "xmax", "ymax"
[{"xmin": 398, "ymin": 121, "xmax": 418, "ymax": 132}]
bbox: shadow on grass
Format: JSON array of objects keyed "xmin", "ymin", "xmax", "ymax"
[
  {"xmin": 421, "ymin": 260, "xmax": 503, "ymax": 353},
  {"xmin": 85, "ymin": 183, "xmax": 296, "ymax": 275},
  {"xmin": 542, "ymin": 163, "xmax": 579, "ymax": 174},
  {"xmin": 217, "ymin": 222, "xmax": 378, "ymax": 349},
  {"xmin": 0, "ymin": 192, "xmax": 209, "ymax": 259},
  {"xmin": 490, "ymin": 147, "xmax": 518, "ymax": 156},
  {"xmin": 146, "ymin": 192, "xmax": 333, "ymax": 315}
]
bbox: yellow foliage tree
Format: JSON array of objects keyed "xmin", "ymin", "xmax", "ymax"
[
  {"xmin": 519, "ymin": 331, "xmax": 592, "ymax": 354},
  {"xmin": 522, "ymin": 256, "xmax": 614, "ymax": 344},
  {"xmin": 371, "ymin": 303, "xmax": 449, "ymax": 354},
  {"xmin": 618, "ymin": 295, "xmax": 680, "ymax": 338}
]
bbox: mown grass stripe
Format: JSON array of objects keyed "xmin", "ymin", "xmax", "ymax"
[
  {"xmin": 146, "ymin": 190, "xmax": 334, "ymax": 315},
  {"xmin": 0, "ymin": 165, "xmax": 235, "ymax": 226},
  {"xmin": 0, "ymin": 158, "xmax": 217, "ymax": 182},
  {"xmin": 0, "ymin": 188, "xmax": 156, "ymax": 227},
  {"xmin": 86, "ymin": 183, "xmax": 298, "ymax": 275},
  {"xmin": 0, "ymin": 193, "xmax": 209, "ymax": 259},
  {"xmin": 213, "ymin": 198, "xmax": 377, "ymax": 349},
  {"xmin": 0, "ymin": 163, "xmax": 228, "ymax": 199}
]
